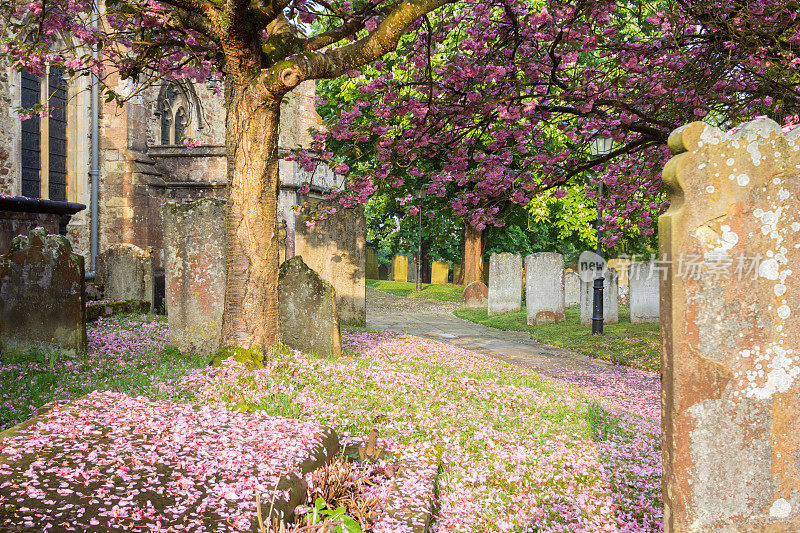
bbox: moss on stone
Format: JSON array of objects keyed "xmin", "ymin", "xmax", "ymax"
[{"xmin": 211, "ymin": 346, "xmax": 264, "ymax": 371}]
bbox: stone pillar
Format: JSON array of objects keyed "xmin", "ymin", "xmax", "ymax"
[
  {"xmin": 163, "ymin": 199, "xmax": 226, "ymax": 357},
  {"xmin": 525, "ymin": 253, "xmax": 565, "ymax": 325},
  {"xmin": 96, "ymin": 243, "xmax": 154, "ymax": 307},
  {"xmin": 579, "ymin": 268, "xmax": 619, "ymax": 325},
  {"xmin": 660, "ymin": 119, "xmax": 800, "ymax": 531},
  {"xmin": 0, "ymin": 228, "xmax": 86, "ymax": 353},
  {"xmin": 431, "ymin": 261, "xmax": 449, "ymax": 284},
  {"xmin": 565, "ymin": 270, "xmax": 581, "ymax": 308},
  {"xmin": 366, "ymin": 247, "xmax": 379, "ymax": 280},
  {"xmin": 392, "ymin": 255, "xmax": 408, "ymax": 282},
  {"xmin": 629, "ymin": 261, "xmax": 659, "ymax": 323},
  {"xmin": 488, "ymin": 252, "xmax": 523, "ymax": 315}
]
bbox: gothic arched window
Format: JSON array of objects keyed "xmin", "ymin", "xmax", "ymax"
[{"xmin": 156, "ymin": 83, "xmax": 196, "ymax": 145}]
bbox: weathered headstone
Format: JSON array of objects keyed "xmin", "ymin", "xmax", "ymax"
[
  {"xmin": 378, "ymin": 264, "xmax": 389, "ymax": 280},
  {"xmin": 525, "ymin": 253, "xmax": 565, "ymax": 325},
  {"xmin": 279, "ymin": 256, "xmax": 342, "ymax": 357},
  {"xmin": 96, "ymin": 243, "xmax": 154, "ymax": 307},
  {"xmin": 462, "ymin": 281, "xmax": 489, "ymax": 310},
  {"xmin": 366, "ymin": 247, "xmax": 379, "ymax": 280},
  {"xmin": 0, "ymin": 228, "xmax": 86, "ymax": 353},
  {"xmin": 163, "ymin": 199, "xmax": 226, "ymax": 356},
  {"xmin": 392, "ymin": 255, "xmax": 408, "ymax": 282},
  {"xmin": 629, "ymin": 262, "xmax": 659, "ymax": 323},
  {"xmin": 407, "ymin": 258, "xmax": 418, "ymax": 283},
  {"xmin": 579, "ymin": 268, "xmax": 619, "ymax": 325},
  {"xmin": 431, "ymin": 261, "xmax": 449, "ymax": 285},
  {"xmin": 565, "ymin": 271, "xmax": 581, "ymax": 308},
  {"xmin": 488, "ymin": 252, "xmax": 523, "ymax": 315},
  {"xmin": 660, "ymin": 118, "xmax": 800, "ymax": 530},
  {"xmin": 294, "ymin": 204, "xmax": 366, "ymax": 326}
]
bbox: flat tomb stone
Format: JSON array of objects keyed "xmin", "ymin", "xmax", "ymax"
[
  {"xmin": 488, "ymin": 252, "xmax": 523, "ymax": 315},
  {"xmin": 0, "ymin": 391, "xmax": 340, "ymax": 529}
]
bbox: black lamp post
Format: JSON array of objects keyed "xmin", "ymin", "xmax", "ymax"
[
  {"xmin": 589, "ymin": 135, "xmax": 613, "ymax": 335},
  {"xmin": 415, "ymin": 187, "xmax": 426, "ymax": 293}
]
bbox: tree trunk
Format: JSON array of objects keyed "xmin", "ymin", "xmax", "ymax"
[
  {"xmin": 220, "ymin": 79, "xmax": 282, "ymax": 352},
  {"xmin": 458, "ymin": 223, "xmax": 486, "ymax": 285}
]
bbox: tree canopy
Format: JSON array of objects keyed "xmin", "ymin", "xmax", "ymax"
[{"xmin": 299, "ymin": 0, "xmax": 800, "ymax": 246}]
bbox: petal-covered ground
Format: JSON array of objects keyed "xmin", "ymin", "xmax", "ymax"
[
  {"xmin": 177, "ymin": 331, "xmax": 663, "ymax": 532},
  {"xmin": 1, "ymin": 316, "xmax": 663, "ymax": 532}
]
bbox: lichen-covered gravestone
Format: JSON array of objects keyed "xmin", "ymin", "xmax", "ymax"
[
  {"xmin": 392, "ymin": 255, "xmax": 408, "ymax": 282},
  {"xmin": 431, "ymin": 261, "xmax": 449, "ymax": 284},
  {"xmin": 163, "ymin": 199, "xmax": 226, "ymax": 357},
  {"xmin": 488, "ymin": 252, "xmax": 523, "ymax": 315},
  {"xmin": 96, "ymin": 243, "xmax": 154, "ymax": 307},
  {"xmin": 565, "ymin": 270, "xmax": 581, "ymax": 308},
  {"xmin": 661, "ymin": 119, "xmax": 800, "ymax": 531},
  {"xmin": 279, "ymin": 256, "xmax": 342, "ymax": 357},
  {"xmin": 366, "ymin": 247, "xmax": 379, "ymax": 280},
  {"xmin": 462, "ymin": 281, "xmax": 489, "ymax": 310},
  {"xmin": 0, "ymin": 228, "xmax": 85, "ymax": 353},
  {"xmin": 525, "ymin": 252, "xmax": 565, "ymax": 325},
  {"xmin": 629, "ymin": 261, "xmax": 659, "ymax": 324},
  {"xmin": 579, "ymin": 268, "xmax": 619, "ymax": 325}
]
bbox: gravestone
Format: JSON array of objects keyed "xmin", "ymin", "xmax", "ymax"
[
  {"xmin": 378, "ymin": 264, "xmax": 389, "ymax": 280},
  {"xmin": 629, "ymin": 261, "xmax": 660, "ymax": 323},
  {"xmin": 525, "ymin": 253, "xmax": 565, "ymax": 325},
  {"xmin": 579, "ymin": 268, "xmax": 619, "ymax": 325},
  {"xmin": 96, "ymin": 243, "xmax": 154, "ymax": 307},
  {"xmin": 407, "ymin": 258, "xmax": 418, "ymax": 283},
  {"xmin": 366, "ymin": 247, "xmax": 379, "ymax": 280},
  {"xmin": 163, "ymin": 199, "xmax": 226, "ymax": 357},
  {"xmin": 279, "ymin": 256, "xmax": 342, "ymax": 357},
  {"xmin": 462, "ymin": 281, "xmax": 489, "ymax": 310},
  {"xmin": 565, "ymin": 271, "xmax": 581, "ymax": 308},
  {"xmin": 392, "ymin": 255, "xmax": 408, "ymax": 282},
  {"xmin": 431, "ymin": 261, "xmax": 449, "ymax": 285},
  {"xmin": 488, "ymin": 252, "xmax": 523, "ymax": 315},
  {"xmin": 660, "ymin": 118, "xmax": 800, "ymax": 530},
  {"xmin": 0, "ymin": 228, "xmax": 85, "ymax": 353}
]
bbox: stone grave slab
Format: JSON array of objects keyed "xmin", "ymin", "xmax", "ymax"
[
  {"xmin": 163, "ymin": 199, "xmax": 226, "ymax": 357},
  {"xmin": 488, "ymin": 253, "xmax": 523, "ymax": 315},
  {"xmin": 0, "ymin": 228, "xmax": 85, "ymax": 353},
  {"xmin": 0, "ymin": 391, "xmax": 339, "ymax": 530},
  {"xmin": 279, "ymin": 255, "xmax": 342, "ymax": 357},
  {"xmin": 660, "ymin": 118, "xmax": 800, "ymax": 530},
  {"xmin": 96, "ymin": 243, "xmax": 155, "ymax": 306},
  {"xmin": 525, "ymin": 252, "xmax": 565, "ymax": 325},
  {"xmin": 629, "ymin": 261, "xmax": 660, "ymax": 323},
  {"xmin": 462, "ymin": 281, "xmax": 489, "ymax": 310}
]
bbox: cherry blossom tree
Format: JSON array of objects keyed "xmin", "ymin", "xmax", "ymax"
[
  {"xmin": 302, "ymin": 0, "xmax": 800, "ymax": 262},
  {"xmin": 0, "ymin": 0, "xmax": 456, "ymax": 353}
]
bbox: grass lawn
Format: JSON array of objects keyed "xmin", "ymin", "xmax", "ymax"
[
  {"xmin": 0, "ymin": 314, "xmax": 206, "ymax": 431},
  {"xmin": 366, "ymin": 279, "xmax": 464, "ymax": 301},
  {"xmin": 454, "ymin": 306, "xmax": 661, "ymax": 372}
]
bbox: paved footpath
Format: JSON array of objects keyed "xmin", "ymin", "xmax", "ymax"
[{"xmin": 366, "ymin": 287, "xmax": 661, "ymax": 421}]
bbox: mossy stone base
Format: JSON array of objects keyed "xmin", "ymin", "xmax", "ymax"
[{"xmin": 211, "ymin": 346, "xmax": 264, "ymax": 370}]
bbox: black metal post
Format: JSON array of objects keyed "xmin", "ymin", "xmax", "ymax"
[
  {"xmin": 592, "ymin": 181, "xmax": 604, "ymax": 335},
  {"xmin": 416, "ymin": 204, "xmax": 423, "ymax": 292}
]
